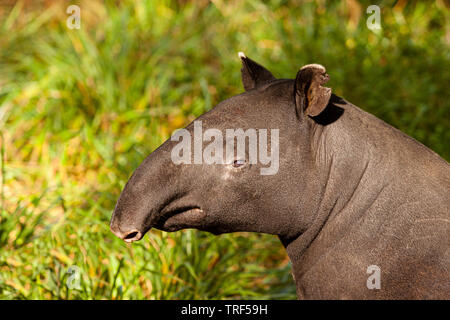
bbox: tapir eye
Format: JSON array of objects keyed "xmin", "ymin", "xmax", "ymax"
[{"xmin": 232, "ymin": 159, "xmax": 245, "ymax": 167}]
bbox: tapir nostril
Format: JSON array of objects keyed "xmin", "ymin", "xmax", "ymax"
[
  {"xmin": 124, "ymin": 231, "xmax": 138, "ymax": 239},
  {"xmin": 122, "ymin": 230, "xmax": 143, "ymax": 243}
]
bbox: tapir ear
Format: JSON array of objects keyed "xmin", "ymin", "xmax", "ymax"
[
  {"xmin": 294, "ymin": 64, "xmax": 332, "ymax": 117},
  {"xmin": 239, "ymin": 52, "xmax": 276, "ymax": 91}
]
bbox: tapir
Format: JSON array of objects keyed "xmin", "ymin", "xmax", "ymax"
[{"xmin": 110, "ymin": 53, "xmax": 450, "ymax": 299}]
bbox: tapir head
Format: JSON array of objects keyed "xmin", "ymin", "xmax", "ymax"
[{"xmin": 110, "ymin": 54, "xmax": 333, "ymax": 243}]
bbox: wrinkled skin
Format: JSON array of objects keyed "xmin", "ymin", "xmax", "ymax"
[{"xmin": 110, "ymin": 55, "xmax": 450, "ymax": 299}]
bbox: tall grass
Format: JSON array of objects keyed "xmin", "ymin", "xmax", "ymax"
[{"xmin": 0, "ymin": 0, "xmax": 448, "ymax": 299}]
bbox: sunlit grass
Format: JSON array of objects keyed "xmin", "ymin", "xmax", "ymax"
[{"xmin": 0, "ymin": 0, "xmax": 448, "ymax": 299}]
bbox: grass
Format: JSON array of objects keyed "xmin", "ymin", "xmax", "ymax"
[{"xmin": 0, "ymin": 0, "xmax": 448, "ymax": 299}]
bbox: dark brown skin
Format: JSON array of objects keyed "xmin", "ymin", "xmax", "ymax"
[{"xmin": 110, "ymin": 55, "xmax": 450, "ymax": 299}]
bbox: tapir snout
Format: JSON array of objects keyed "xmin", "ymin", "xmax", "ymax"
[{"xmin": 110, "ymin": 211, "xmax": 144, "ymax": 243}]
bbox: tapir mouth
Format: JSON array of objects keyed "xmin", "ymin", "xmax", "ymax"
[{"xmin": 154, "ymin": 206, "xmax": 205, "ymax": 232}]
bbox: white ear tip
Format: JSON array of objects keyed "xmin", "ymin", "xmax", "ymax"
[
  {"xmin": 301, "ymin": 63, "xmax": 326, "ymax": 72},
  {"xmin": 238, "ymin": 52, "xmax": 246, "ymax": 59}
]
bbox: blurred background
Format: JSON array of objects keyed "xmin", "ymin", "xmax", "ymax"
[{"xmin": 0, "ymin": 0, "xmax": 448, "ymax": 299}]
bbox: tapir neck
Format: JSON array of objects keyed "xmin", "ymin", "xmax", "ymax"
[{"xmin": 283, "ymin": 101, "xmax": 398, "ymax": 297}]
